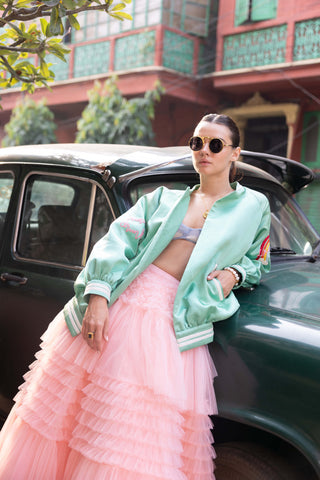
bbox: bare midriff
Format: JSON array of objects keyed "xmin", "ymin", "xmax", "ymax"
[{"xmin": 153, "ymin": 239, "xmax": 195, "ymax": 281}]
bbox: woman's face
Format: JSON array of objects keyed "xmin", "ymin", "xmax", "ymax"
[{"xmin": 191, "ymin": 121, "xmax": 240, "ymax": 179}]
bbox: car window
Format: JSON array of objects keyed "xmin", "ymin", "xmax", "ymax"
[
  {"xmin": 16, "ymin": 174, "xmax": 114, "ymax": 266},
  {"xmin": 0, "ymin": 172, "xmax": 14, "ymax": 239}
]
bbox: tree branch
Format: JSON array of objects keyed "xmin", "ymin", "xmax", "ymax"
[
  {"xmin": 1, "ymin": 1, "xmax": 114, "ymax": 23},
  {"xmin": 2, "ymin": 0, "xmax": 14, "ymax": 18},
  {"xmin": 0, "ymin": 4, "xmax": 50, "ymax": 24},
  {"xmin": 0, "ymin": 43, "xmax": 45, "ymax": 54},
  {"xmin": 67, "ymin": 3, "xmax": 110, "ymax": 15},
  {"xmin": 0, "ymin": 54, "xmax": 35, "ymax": 83},
  {"xmin": 10, "ymin": 38, "xmax": 26, "ymax": 48}
]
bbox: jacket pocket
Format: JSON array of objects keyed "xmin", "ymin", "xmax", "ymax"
[{"xmin": 211, "ymin": 277, "xmax": 225, "ymax": 301}]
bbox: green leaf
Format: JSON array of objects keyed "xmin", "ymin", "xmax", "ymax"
[
  {"xmin": 23, "ymin": 83, "xmax": 35, "ymax": 93},
  {"xmin": 68, "ymin": 14, "xmax": 80, "ymax": 30},
  {"xmin": 48, "ymin": 42, "xmax": 70, "ymax": 54},
  {"xmin": 111, "ymin": 2, "xmax": 126, "ymax": 11},
  {"xmin": 45, "ymin": 22, "xmax": 53, "ymax": 37},
  {"xmin": 7, "ymin": 53, "xmax": 19, "ymax": 64},
  {"xmin": 47, "ymin": 46, "xmax": 67, "ymax": 61},
  {"xmin": 75, "ymin": 0, "xmax": 88, "ymax": 6},
  {"xmin": 14, "ymin": 60, "xmax": 31, "ymax": 69},
  {"xmin": 3, "ymin": 30, "xmax": 17, "ymax": 40},
  {"xmin": 40, "ymin": 59, "xmax": 50, "ymax": 77},
  {"xmin": 15, "ymin": 0, "xmax": 31, "ymax": 7},
  {"xmin": 42, "ymin": 0, "xmax": 60, "ymax": 6},
  {"xmin": 26, "ymin": 22, "xmax": 38, "ymax": 34},
  {"xmin": 6, "ymin": 22, "xmax": 25, "ymax": 36},
  {"xmin": 50, "ymin": 5, "xmax": 59, "ymax": 24},
  {"xmin": 62, "ymin": 0, "xmax": 77, "ymax": 8},
  {"xmin": 19, "ymin": 22, "xmax": 26, "ymax": 34},
  {"xmin": 58, "ymin": 4, "xmax": 67, "ymax": 17},
  {"xmin": 47, "ymin": 38, "xmax": 63, "ymax": 44},
  {"xmin": 50, "ymin": 7, "xmax": 65, "ymax": 35},
  {"xmin": 9, "ymin": 77, "xmax": 19, "ymax": 86},
  {"xmin": 40, "ymin": 18, "xmax": 49, "ymax": 35},
  {"xmin": 25, "ymin": 63, "xmax": 37, "ymax": 74},
  {"xmin": 20, "ymin": 82, "xmax": 32, "ymax": 92},
  {"xmin": 109, "ymin": 11, "xmax": 132, "ymax": 20}
]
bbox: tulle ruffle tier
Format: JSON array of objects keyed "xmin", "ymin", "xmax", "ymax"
[{"xmin": 0, "ymin": 264, "xmax": 217, "ymax": 480}]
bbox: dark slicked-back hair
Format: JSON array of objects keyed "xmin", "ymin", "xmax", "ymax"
[{"xmin": 200, "ymin": 113, "xmax": 240, "ymax": 147}]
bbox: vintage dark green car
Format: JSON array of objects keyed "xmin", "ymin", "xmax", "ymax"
[{"xmin": 0, "ymin": 144, "xmax": 319, "ymax": 480}]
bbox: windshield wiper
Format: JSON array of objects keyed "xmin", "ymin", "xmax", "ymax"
[
  {"xmin": 308, "ymin": 239, "xmax": 320, "ymax": 263},
  {"xmin": 270, "ymin": 247, "xmax": 296, "ymax": 254}
]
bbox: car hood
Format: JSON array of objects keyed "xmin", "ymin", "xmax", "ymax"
[{"xmin": 239, "ymin": 260, "xmax": 320, "ymax": 321}]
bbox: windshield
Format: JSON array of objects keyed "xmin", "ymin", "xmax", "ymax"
[
  {"xmin": 261, "ymin": 186, "xmax": 318, "ymax": 256},
  {"xmin": 128, "ymin": 176, "xmax": 319, "ymax": 257}
]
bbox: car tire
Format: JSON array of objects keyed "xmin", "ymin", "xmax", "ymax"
[{"xmin": 215, "ymin": 442, "xmax": 301, "ymax": 480}]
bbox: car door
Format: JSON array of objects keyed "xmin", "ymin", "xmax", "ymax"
[{"xmin": 0, "ymin": 164, "xmax": 115, "ymax": 417}]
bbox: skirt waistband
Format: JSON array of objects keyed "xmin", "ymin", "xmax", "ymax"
[{"xmin": 148, "ymin": 263, "xmax": 180, "ymax": 287}]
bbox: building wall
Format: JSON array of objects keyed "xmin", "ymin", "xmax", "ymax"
[
  {"xmin": 213, "ymin": 0, "xmax": 320, "ymax": 232},
  {"xmin": 1, "ymin": 0, "xmax": 320, "ymax": 173},
  {"xmin": 0, "ymin": 16, "xmax": 217, "ymax": 146},
  {"xmin": 1, "ymin": 0, "xmax": 319, "ymax": 231}
]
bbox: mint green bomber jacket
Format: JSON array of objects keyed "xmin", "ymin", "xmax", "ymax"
[{"xmin": 64, "ymin": 182, "xmax": 271, "ymax": 352}]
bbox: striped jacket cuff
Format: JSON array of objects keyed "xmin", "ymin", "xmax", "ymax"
[
  {"xmin": 84, "ymin": 281, "xmax": 111, "ymax": 302},
  {"xmin": 176, "ymin": 325, "xmax": 214, "ymax": 352},
  {"xmin": 63, "ymin": 297, "xmax": 83, "ymax": 336}
]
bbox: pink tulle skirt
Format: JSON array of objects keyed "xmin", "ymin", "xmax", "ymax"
[{"xmin": 0, "ymin": 264, "xmax": 217, "ymax": 480}]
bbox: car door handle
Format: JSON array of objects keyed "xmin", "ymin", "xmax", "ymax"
[{"xmin": 0, "ymin": 272, "xmax": 28, "ymax": 286}]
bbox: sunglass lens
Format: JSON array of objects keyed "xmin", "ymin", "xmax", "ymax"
[
  {"xmin": 209, "ymin": 138, "xmax": 224, "ymax": 153},
  {"xmin": 189, "ymin": 136, "xmax": 203, "ymax": 151}
]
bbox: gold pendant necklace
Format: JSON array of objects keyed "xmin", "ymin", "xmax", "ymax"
[
  {"xmin": 197, "ymin": 188, "xmax": 232, "ymax": 219},
  {"xmin": 197, "ymin": 192, "xmax": 212, "ymax": 219},
  {"xmin": 203, "ymin": 208, "xmax": 209, "ymax": 220}
]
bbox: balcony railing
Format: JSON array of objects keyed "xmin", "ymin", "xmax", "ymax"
[
  {"xmin": 47, "ymin": 26, "xmax": 204, "ymax": 83},
  {"xmin": 294, "ymin": 17, "xmax": 320, "ymax": 61},
  {"xmin": 223, "ymin": 25, "xmax": 287, "ymax": 70},
  {"xmin": 223, "ymin": 17, "xmax": 320, "ymax": 71}
]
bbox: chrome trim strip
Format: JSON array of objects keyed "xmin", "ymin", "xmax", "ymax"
[
  {"xmin": 118, "ymin": 155, "xmax": 191, "ymax": 183},
  {"xmin": 82, "ymin": 183, "xmax": 96, "ymax": 267}
]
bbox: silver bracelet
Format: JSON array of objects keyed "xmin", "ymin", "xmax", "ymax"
[{"xmin": 224, "ymin": 267, "xmax": 241, "ymax": 286}]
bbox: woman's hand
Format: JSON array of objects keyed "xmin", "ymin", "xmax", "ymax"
[
  {"xmin": 81, "ymin": 294, "xmax": 109, "ymax": 351},
  {"xmin": 207, "ymin": 269, "xmax": 237, "ymax": 298}
]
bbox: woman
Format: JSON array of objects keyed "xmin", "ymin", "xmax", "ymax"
[{"xmin": 0, "ymin": 114, "xmax": 271, "ymax": 479}]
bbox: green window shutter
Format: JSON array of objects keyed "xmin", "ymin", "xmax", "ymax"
[
  {"xmin": 301, "ymin": 112, "xmax": 320, "ymax": 169},
  {"xmin": 235, "ymin": 0, "xmax": 250, "ymax": 26},
  {"xmin": 251, "ymin": 0, "xmax": 278, "ymax": 21}
]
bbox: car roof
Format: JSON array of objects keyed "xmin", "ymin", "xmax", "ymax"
[
  {"xmin": 0, "ymin": 144, "xmax": 180, "ymax": 169},
  {"xmin": 0, "ymin": 144, "xmax": 313, "ymax": 193}
]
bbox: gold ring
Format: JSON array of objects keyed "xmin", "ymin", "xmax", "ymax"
[{"xmin": 88, "ymin": 332, "xmax": 95, "ymax": 340}]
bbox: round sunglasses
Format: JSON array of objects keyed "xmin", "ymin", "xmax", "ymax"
[{"xmin": 189, "ymin": 136, "xmax": 234, "ymax": 154}]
